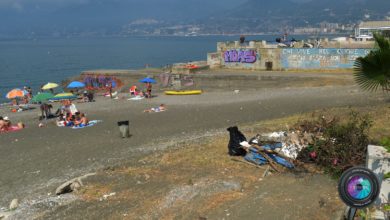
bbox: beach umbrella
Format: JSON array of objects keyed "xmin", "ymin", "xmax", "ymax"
[
  {"xmin": 50, "ymin": 93, "xmax": 77, "ymax": 101},
  {"xmin": 42, "ymin": 82, "xmax": 59, "ymax": 90},
  {"xmin": 5, "ymin": 88, "xmax": 28, "ymax": 99},
  {"xmin": 139, "ymin": 77, "xmax": 156, "ymax": 84},
  {"xmin": 67, "ymin": 81, "xmax": 85, "ymax": 89},
  {"xmin": 30, "ymin": 93, "xmax": 54, "ymax": 103}
]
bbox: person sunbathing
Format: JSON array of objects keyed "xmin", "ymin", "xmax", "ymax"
[
  {"xmin": 0, "ymin": 117, "xmax": 24, "ymax": 132},
  {"xmin": 144, "ymin": 104, "xmax": 166, "ymax": 113},
  {"xmin": 16, "ymin": 122, "xmax": 25, "ymax": 129},
  {"xmin": 2, "ymin": 116, "xmax": 11, "ymax": 131},
  {"xmin": 80, "ymin": 113, "xmax": 89, "ymax": 126},
  {"xmin": 74, "ymin": 113, "xmax": 89, "ymax": 127},
  {"xmin": 56, "ymin": 113, "xmax": 66, "ymax": 127},
  {"xmin": 65, "ymin": 113, "xmax": 75, "ymax": 127},
  {"xmin": 0, "ymin": 116, "xmax": 5, "ymax": 132}
]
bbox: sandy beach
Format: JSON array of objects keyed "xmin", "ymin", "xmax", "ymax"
[{"xmin": 0, "ymin": 71, "xmax": 387, "ymax": 219}]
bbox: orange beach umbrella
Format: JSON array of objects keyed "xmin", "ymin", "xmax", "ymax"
[{"xmin": 5, "ymin": 88, "xmax": 28, "ymax": 99}]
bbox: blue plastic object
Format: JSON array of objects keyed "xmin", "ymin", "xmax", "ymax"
[{"xmin": 67, "ymin": 81, "xmax": 85, "ymax": 88}]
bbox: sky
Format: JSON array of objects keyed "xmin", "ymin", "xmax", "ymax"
[
  {"xmin": 0, "ymin": 0, "xmax": 244, "ymax": 35},
  {"xmin": 0, "ymin": 0, "xmax": 242, "ymax": 12},
  {"xmin": 0, "ymin": 0, "xmax": 90, "ymax": 11}
]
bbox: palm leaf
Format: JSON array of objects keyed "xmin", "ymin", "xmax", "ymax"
[{"xmin": 354, "ymin": 34, "xmax": 390, "ymax": 92}]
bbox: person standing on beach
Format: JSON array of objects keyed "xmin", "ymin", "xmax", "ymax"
[
  {"xmin": 107, "ymin": 82, "xmax": 113, "ymax": 99},
  {"xmin": 27, "ymin": 87, "xmax": 33, "ymax": 98},
  {"xmin": 146, "ymin": 82, "xmax": 152, "ymax": 98}
]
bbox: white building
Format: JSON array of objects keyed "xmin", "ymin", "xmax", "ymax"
[{"xmin": 355, "ymin": 21, "xmax": 390, "ymax": 41}]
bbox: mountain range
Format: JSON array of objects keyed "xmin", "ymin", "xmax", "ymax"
[{"xmin": 0, "ymin": 0, "xmax": 389, "ymax": 37}]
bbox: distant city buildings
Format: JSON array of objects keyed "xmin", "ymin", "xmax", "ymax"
[
  {"xmin": 355, "ymin": 20, "xmax": 390, "ymax": 41},
  {"xmin": 119, "ymin": 19, "xmax": 390, "ymax": 38},
  {"xmin": 293, "ymin": 22, "xmax": 354, "ymax": 35}
]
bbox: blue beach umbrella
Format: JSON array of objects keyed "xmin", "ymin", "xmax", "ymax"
[
  {"xmin": 67, "ymin": 81, "xmax": 86, "ymax": 89},
  {"xmin": 139, "ymin": 77, "xmax": 156, "ymax": 84}
]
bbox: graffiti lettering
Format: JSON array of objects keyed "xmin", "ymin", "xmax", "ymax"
[
  {"xmin": 281, "ymin": 48, "xmax": 372, "ymax": 69},
  {"xmin": 224, "ymin": 50, "xmax": 257, "ymax": 63}
]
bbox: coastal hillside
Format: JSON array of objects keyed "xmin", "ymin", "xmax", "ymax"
[
  {"xmin": 1, "ymin": 0, "xmax": 390, "ymax": 36},
  {"xmin": 205, "ymin": 0, "xmax": 390, "ymax": 33}
]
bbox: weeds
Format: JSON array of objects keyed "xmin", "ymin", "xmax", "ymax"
[
  {"xmin": 379, "ymin": 137, "xmax": 390, "ymax": 153},
  {"xmin": 297, "ymin": 111, "xmax": 372, "ymax": 177}
]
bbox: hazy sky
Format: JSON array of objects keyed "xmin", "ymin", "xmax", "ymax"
[
  {"xmin": 0, "ymin": 0, "xmax": 244, "ymax": 35},
  {"xmin": 0, "ymin": 0, "xmax": 92, "ymax": 11},
  {"xmin": 0, "ymin": 0, "xmax": 243, "ymax": 12}
]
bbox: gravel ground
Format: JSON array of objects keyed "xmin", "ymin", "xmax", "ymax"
[{"xmin": 0, "ymin": 72, "xmax": 385, "ymax": 219}]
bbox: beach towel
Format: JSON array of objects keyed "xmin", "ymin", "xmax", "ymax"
[
  {"xmin": 71, "ymin": 120, "xmax": 101, "ymax": 129},
  {"xmin": 0, "ymin": 125, "xmax": 23, "ymax": 133},
  {"xmin": 128, "ymin": 96, "xmax": 144, "ymax": 101},
  {"xmin": 144, "ymin": 107, "xmax": 166, "ymax": 113},
  {"xmin": 104, "ymin": 91, "xmax": 118, "ymax": 97},
  {"xmin": 57, "ymin": 121, "xmax": 65, "ymax": 127}
]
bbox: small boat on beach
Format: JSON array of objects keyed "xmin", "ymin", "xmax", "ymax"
[{"xmin": 164, "ymin": 90, "xmax": 202, "ymax": 95}]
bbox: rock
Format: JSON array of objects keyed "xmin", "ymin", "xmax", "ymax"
[
  {"xmin": 9, "ymin": 199, "xmax": 18, "ymax": 210},
  {"xmin": 55, "ymin": 173, "xmax": 96, "ymax": 195},
  {"xmin": 0, "ymin": 211, "xmax": 11, "ymax": 219},
  {"xmin": 102, "ymin": 192, "xmax": 116, "ymax": 200},
  {"xmin": 70, "ymin": 181, "xmax": 81, "ymax": 191}
]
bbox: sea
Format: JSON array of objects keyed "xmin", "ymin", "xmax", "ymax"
[{"xmin": 0, "ymin": 34, "xmax": 331, "ymax": 103}]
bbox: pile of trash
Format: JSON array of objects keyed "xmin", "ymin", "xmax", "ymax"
[
  {"xmin": 227, "ymin": 126, "xmax": 303, "ymax": 172},
  {"xmin": 228, "ymin": 111, "xmax": 372, "ymax": 177}
]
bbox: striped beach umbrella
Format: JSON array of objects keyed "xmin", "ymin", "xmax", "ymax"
[
  {"xmin": 5, "ymin": 88, "xmax": 28, "ymax": 99},
  {"xmin": 50, "ymin": 93, "xmax": 77, "ymax": 101}
]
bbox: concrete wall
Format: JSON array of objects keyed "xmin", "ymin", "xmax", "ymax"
[
  {"xmin": 209, "ymin": 40, "xmax": 373, "ymax": 71},
  {"xmin": 281, "ymin": 48, "xmax": 371, "ymax": 69}
]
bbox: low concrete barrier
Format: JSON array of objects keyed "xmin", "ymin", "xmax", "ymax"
[
  {"xmin": 366, "ymin": 145, "xmax": 390, "ymax": 219},
  {"xmin": 366, "ymin": 145, "xmax": 390, "ymax": 205}
]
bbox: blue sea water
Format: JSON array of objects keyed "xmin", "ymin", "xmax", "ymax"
[{"xmin": 0, "ymin": 35, "xmax": 309, "ymax": 103}]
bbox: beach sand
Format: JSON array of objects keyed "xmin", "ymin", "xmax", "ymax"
[{"xmin": 0, "ymin": 71, "xmax": 387, "ymax": 218}]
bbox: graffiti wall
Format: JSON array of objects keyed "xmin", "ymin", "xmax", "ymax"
[
  {"xmin": 281, "ymin": 48, "xmax": 371, "ymax": 69},
  {"xmin": 224, "ymin": 49, "xmax": 258, "ymax": 63},
  {"xmin": 82, "ymin": 75, "xmax": 123, "ymax": 90},
  {"xmin": 222, "ymin": 49, "xmax": 260, "ymax": 69},
  {"xmin": 207, "ymin": 52, "xmax": 221, "ymax": 67}
]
